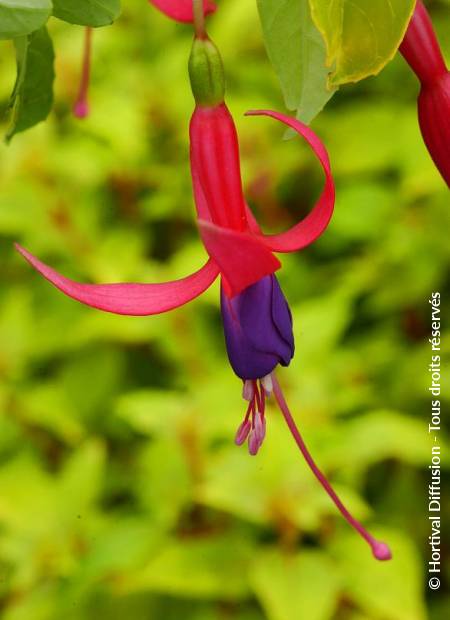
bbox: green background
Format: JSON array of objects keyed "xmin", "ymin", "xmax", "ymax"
[{"xmin": 0, "ymin": 1, "xmax": 449, "ymax": 618}]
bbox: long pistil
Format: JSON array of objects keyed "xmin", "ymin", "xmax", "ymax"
[{"xmin": 271, "ymin": 373, "xmax": 392, "ymax": 561}]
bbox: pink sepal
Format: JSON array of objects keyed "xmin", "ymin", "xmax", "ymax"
[
  {"xmin": 15, "ymin": 244, "xmax": 219, "ymax": 316},
  {"xmin": 149, "ymin": 0, "xmax": 216, "ymax": 23},
  {"xmin": 197, "ymin": 220, "xmax": 281, "ymax": 297},
  {"xmin": 245, "ymin": 110, "xmax": 335, "ymax": 254}
]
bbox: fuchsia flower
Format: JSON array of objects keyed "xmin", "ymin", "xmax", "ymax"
[
  {"xmin": 73, "ymin": 27, "xmax": 93, "ymax": 119},
  {"xmin": 149, "ymin": 0, "xmax": 216, "ymax": 23},
  {"xmin": 16, "ymin": 30, "xmax": 391, "ymax": 560},
  {"xmin": 400, "ymin": 1, "xmax": 450, "ymax": 186}
]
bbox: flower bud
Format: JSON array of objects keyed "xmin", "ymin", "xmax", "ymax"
[
  {"xmin": 189, "ymin": 37, "xmax": 225, "ymax": 107},
  {"xmin": 221, "ymin": 275, "xmax": 294, "ymax": 381},
  {"xmin": 418, "ymin": 73, "xmax": 450, "ymax": 187},
  {"xmin": 400, "ymin": 1, "xmax": 450, "ymax": 186}
]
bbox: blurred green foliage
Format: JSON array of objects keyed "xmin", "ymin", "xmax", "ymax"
[{"xmin": 0, "ymin": 1, "xmax": 449, "ymax": 619}]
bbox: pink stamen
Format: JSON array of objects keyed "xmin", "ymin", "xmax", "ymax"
[
  {"xmin": 248, "ymin": 430, "xmax": 260, "ymax": 456},
  {"xmin": 242, "ymin": 380, "xmax": 254, "ymax": 401},
  {"xmin": 73, "ymin": 27, "xmax": 93, "ymax": 119},
  {"xmin": 254, "ymin": 381, "xmax": 262, "ymax": 413},
  {"xmin": 235, "ymin": 419, "xmax": 251, "ymax": 446},
  {"xmin": 261, "ymin": 374, "xmax": 273, "ymax": 395},
  {"xmin": 235, "ymin": 379, "xmax": 268, "ymax": 456},
  {"xmin": 254, "ymin": 410, "xmax": 266, "ymax": 444},
  {"xmin": 271, "ymin": 373, "xmax": 392, "ymax": 561}
]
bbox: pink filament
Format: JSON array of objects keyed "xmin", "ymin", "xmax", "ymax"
[
  {"xmin": 73, "ymin": 27, "xmax": 93, "ymax": 119},
  {"xmin": 271, "ymin": 374, "xmax": 392, "ymax": 561}
]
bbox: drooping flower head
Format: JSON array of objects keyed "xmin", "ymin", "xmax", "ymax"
[
  {"xmin": 399, "ymin": 1, "xmax": 450, "ymax": 186},
  {"xmin": 73, "ymin": 27, "xmax": 93, "ymax": 119},
  {"xmin": 16, "ymin": 8, "xmax": 391, "ymax": 561}
]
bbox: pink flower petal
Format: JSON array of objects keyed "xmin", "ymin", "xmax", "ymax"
[
  {"xmin": 245, "ymin": 110, "xmax": 335, "ymax": 254},
  {"xmin": 197, "ymin": 220, "xmax": 281, "ymax": 297},
  {"xmin": 245, "ymin": 204, "xmax": 262, "ymax": 235},
  {"xmin": 190, "ymin": 104, "xmax": 247, "ymax": 231},
  {"xmin": 149, "ymin": 0, "xmax": 216, "ymax": 23},
  {"xmin": 15, "ymin": 244, "xmax": 219, "ymax": 316}
]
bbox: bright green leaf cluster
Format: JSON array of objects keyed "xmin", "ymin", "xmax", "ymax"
[
  {"xmin": 52, "ymin": 0, "xmax": 121, "ymax": 27},
  {"xmin": 257, "ymin": 0, "xmax": 335, "ymax": 124},
  {"xmin": 2, "ymin": 0, "xmax": 122, "ymax": 140},
  {"xmin": 0, "ymin": 0, "xmax": 52, "ymax": 39},
  {"xmin": 257, "ymin": 0, "xmax": 418, "ymax": 123},
  {"xmin": 309, "ymin": 0, "xmax": 417, "ymax": 86},
  {"xmin": 7, "ymin": 27, "xmax": 54, "ymax": 142}
]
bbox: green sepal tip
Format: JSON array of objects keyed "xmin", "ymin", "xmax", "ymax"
[{"xmin": 189, "ymin": 37, "xmax": 225, "ymax": 107}]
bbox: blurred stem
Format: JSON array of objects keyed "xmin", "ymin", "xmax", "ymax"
[
  {"xmin": 193, "ymin": 0, "xmax": 206, "ymax": 38},
  {"xmin": 73, "ymin": 26, "xmax": 93, "ymax": 117}
]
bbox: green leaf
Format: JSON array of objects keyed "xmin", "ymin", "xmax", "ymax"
[
  {"xmin": 257, "ymin": 0, "xmax": 335, "ymax": 124},
  {"xmin": 122, "ymin": 535, "xmax": 253, "ymax": 600},
  {"xmin": 308, "ymin": 0, "xmax": 416, "ymax": 86},
  {"xmin": 0, "ymin": 0, "xmax": 51, "ymax": 39},
  {"xmin": 6, "ymin": 27, "xmax": 55, "ymax": 142},
  {"xmin": 250, "ymin": 549, "xmax": 340, "ymax": 620},
  {"xmin": 333, "ymin": 529, "xmax": 427, "ymax": 620},
  {"xmin": 52, "ymin": 0, "xmax": 121, "ymax": 26}
]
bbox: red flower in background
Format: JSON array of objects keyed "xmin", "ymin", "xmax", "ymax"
[
  {"xmin": 400, "ymin": 1, "xmax": 450, "ymax": 186},
  {"xmin": 149, "ymin": 0, "xmax": 216, "ymax": 23}
]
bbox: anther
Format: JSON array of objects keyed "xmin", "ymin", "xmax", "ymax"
[
  {"xmin": 235, "ymin": 419, "xmax": 251, "ymax": 446},
  {"xmin": 242, "ymin": 380, "xmax": 254, "ymax": 401},
  {"xmin": 261, "ymin": 373, "xmax": 273, "ymax": 395}
]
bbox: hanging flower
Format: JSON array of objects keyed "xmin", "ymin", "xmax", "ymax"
[
  {"xmin": 399, "ymin": 1, "xmax": 450, "ymax": 186},
  {"xmin": 149, "ymin": 0, "xmax": 216, "ymax": 23},
  {"xmin": 73, "ymin": 27, "xmax": 93, "ymax": 119},
  {"xmin": 16, "ymin": 32, "xmax": 391, "ymax": 561}
]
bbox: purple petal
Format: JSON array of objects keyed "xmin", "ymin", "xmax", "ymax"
[{"xmin": 221, "ymin": 275, "xmax": 294, "ymax": 380}]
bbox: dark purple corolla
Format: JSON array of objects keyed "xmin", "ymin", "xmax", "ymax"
[
  {"xmin": 221, "ymin": 274, "xmax": 294, "ymax": 381},
  {"xmin": 221, "ymin": 274, "xmax": 294, "ymax": 456}
]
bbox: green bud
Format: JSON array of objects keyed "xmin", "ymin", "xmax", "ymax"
[{"xmin": 188, "ymin": 37, "xmax": 225, "ymax": 107}]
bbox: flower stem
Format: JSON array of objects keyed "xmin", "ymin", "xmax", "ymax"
[
  {"xmin": 193, "ymin": 0, "xmax": 206, "ymax": 38},
  {"xmin": 73, "ymin": 27, "xmax": 93, "ymax": 119},
  {"xmin": 271, "ymin": 373, "xmax": 392, "ymax": 561}
]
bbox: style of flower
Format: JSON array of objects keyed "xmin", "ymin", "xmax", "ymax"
[
  {"xmin": 73, "ymin": 27, "xmax": 93, "ymax": 119},
  {"xmin": 149, "ymin": 0, "xmax": 216, "ymax": 23},
  {"xmin": 400, "ymin": 1, "xmax": 450, "ymax": 186},
  {"xmin": 16, "ymin": 25, "xmax": 391, "ymax": 561}
]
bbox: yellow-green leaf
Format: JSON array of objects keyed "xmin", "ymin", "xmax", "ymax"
[
  {"xmin": 257, "ymin": 0, "xmax": 335, "ymax": 123},
  {"xmin": 309, "ymin": 0, "xmax": 417, "ymax": 86}
]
